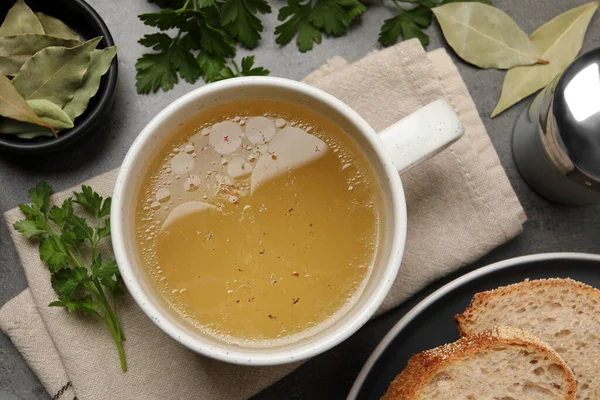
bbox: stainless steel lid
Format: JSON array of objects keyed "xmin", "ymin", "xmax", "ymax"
[{"xmin": 552, "ymin": 48, "xmax": 600, "ymax": 191}]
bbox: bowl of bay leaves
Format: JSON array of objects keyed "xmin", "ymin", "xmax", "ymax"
[{"xmin": 0, "ymin": 0, "xmax": 118, "ymax": 155}]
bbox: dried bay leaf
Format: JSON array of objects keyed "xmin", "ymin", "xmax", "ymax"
[
  {"xmin": 492, "ymin": 2, "xmax": 598, "ymax": 117},
  {"xmin": 0, "ymin": 72, "xmax": 52, "ymax": 131},
  {"xmin": 27, "ymin": 99, "xmax": 73, "ymax": 130},
  {"xmin": 35, "ymin": 12, "xmax": 81, "ymax": 42},
  {"xmin": 432, "ymin": 3, "xmax": 547, "ymax": 69},
  {"xmin": 0, "ymin": 34, "xmax": 80, "ymax": 76},
  {"xmin": 0, "ymin": 118, "xmax": 53, "ymax": 137},
  {"xmin": 12, "ymin": 37, "xmax": 101, "ymax": 107},
  {"xmin": 0, "ymin": 0, "xmax": 44, "ymax": 36},
  {"xmin": 63, "ymin": 46, "xmax": 117, "ymax": 121}
]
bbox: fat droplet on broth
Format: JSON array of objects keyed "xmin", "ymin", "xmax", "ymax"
[
  {"xmin": 209, "ymin": 121, "xmax": 242, "ymax": 154},
  {"xmin": 227, "ymin": 157, "xmax": 253, "ymax": 180},
  {"xmin": 245, "ymin": 117, "xmax": 276, "ymax": 144},
  {"xmin": 156, "ymin": 188, "xmax": 171, "ymax": 203},
  {"xmin": 184, "ymin": 144, "xmax": 195, "ymax": 153},
  {"xmin": 251, "ymin": 126, "xmax": 328, "ymax": 193},
  {"xmin": 161, "ymin": 201, "xmax": 216, "ymax": 232},
  {"xmin": 171, "ymin": 152, "xmax": 194, "ymax": 175},
  {"xmin": 275, "ymin": 118, "xmax": 286, "ymax": 129},
  {"xmin": 184, "ymin": 174, "xmax": 201, "ymax": 191}
]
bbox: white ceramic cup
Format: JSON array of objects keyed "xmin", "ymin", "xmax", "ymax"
[{"xmin": 112, "ymin": 77, "xmax": 463, "ymax": 366}]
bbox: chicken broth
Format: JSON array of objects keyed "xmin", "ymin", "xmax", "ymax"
[{"xmin": 135, "ymin": 99, "xmax": 381, "ymax": 346}]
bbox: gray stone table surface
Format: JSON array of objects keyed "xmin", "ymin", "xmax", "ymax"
[{"xmin": 1, "ymin": 0, "xmax": 600, "ymax": 399}]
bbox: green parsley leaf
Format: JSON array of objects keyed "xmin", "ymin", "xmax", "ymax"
[
  {"xmin": 379, "ymin": 6, "xmax": 431, "ymax": 48},
  {"xmin": 218, "ymin": 56, "xmax": 270, "ymax": 80},
  {"xmin": 275, "ymin": 0, "xmax": 366, "ymax": 52},
  {"xmin": 99, "ymin": 198, "xmax": 111, "ymax": 219},
  {"xmin": 139, "ymin": 33, "xmax": 173, "ymax": 51},
  {"xmin": 51, "ymin": 266, "xmax": 89, "ymax": 298},
  {"xmin": 275, "ymin": 0, "xmax": 312, "ymax": 48},
  {"xmin": 39, "ymin": 236, "xmax": 69, "ymax": 272},
  {"xmin": 64, "ymin": 215, "xmax": 94, "ymax": 242},
  {"xmin": 297, "ymin": 22, "xmax": 322, "ymax": 52},
  {"xmin": 13, "ymin": 219, "xmax": 47, "ymax": 238},
  {"xmin": 198, "ymin": 52, "xmax": 227, "ymax": 82},
  {"xmin": 136, "ymin": 51, "xmax": 178, "ymax": 94},
  {"xmin": 139, "ymin": 10, "xmax": 187, "ymax": 30},
  {"xmin": 96, "ymin": 258, "xmax": 120, "ymax": 292},
  {"xmin": 73, "ymin": 186, "xmax": 102, "ymax": 215},
  {"xmin": 221, "ymin": 0, "xmax": 271, "ymax": 48},
  {"xmin": 28, "ymin": 181, "xmax": 52, "ymax": 214},
  {"xmin": 49, "ymin": 296, "xmax": 81, "ymax": 313},
  {"xmin": 193, "ymin": 16, "xmax": 236, "ymax": 57},
  {"xmin": 310, "ymin": 0, "xmax": 365, "ymax": 35},
  {"xmin": 240, "ymin": 55, "xmax": 269, "ymax": 76},
  {"xmin": 18, "ymin": 203, "xmax": 41, "ymax": 220},
  {"xmin": 61, "ymin": 230, "xmax": 81, "ymax": 246},
  {"xmin": 78, "ymin": 295, "xmax": 100, "ymax": 316},
  {"xmin": 48, "ymin": 199, "xmax": 73, "ymax": 229},
  {"xmin": 171, "ymin": 46, "xmax": 202, "ymax": 83},
  {"xmin": 97, "ymin": 219, "xmax": 111, "ymax": 241}
]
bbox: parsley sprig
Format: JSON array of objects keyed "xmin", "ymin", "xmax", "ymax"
[
  {"xmin": 13, "ymin": 183, "xmax": 127, "ymax": 372},
  {"xmin": 137, "ymin": 0, "xmax": 491, "ymax": 93},
  {"xmin": 136, "ymin": 0, "xmax": 270, "ymax": 94},
  {"xmin": 275, "ymin": 0, "xmax": 367, "ymax": 52}
]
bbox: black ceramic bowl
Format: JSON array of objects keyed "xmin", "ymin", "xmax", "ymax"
[{"xmin": 0, "ymin": 0, "xmax": 118, "ymax": 155}]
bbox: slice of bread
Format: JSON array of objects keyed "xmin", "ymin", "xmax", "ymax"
[
  {"xmin": 456, "ymin": 278, "xmax": 600, "ymax": 399},
  {"xmin": 381, "ymin": 326, "xmax": 576, "ymax": 400}
]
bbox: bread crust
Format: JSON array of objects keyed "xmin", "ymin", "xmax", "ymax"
[
  {"xmin": 381, "ymin": 326, "xmax": 577, "ymax": 400},
  {"xmin": 455, "ymin": 278, "xmax": 600, "ymax": 337}
]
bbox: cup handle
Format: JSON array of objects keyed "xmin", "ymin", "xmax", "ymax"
[{"xmin": 379, "ymin": 99, "xmax": 464, "ymax": 174}]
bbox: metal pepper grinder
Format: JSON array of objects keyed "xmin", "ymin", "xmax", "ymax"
[{"xmin": 513, "ymin": 48, "xmax": 600, "ymax": 205}]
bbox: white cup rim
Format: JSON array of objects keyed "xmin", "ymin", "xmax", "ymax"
[{"xmin": 111, "ymin": 76, "xmax": 407, "ymax": 365}]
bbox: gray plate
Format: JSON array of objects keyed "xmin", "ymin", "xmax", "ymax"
[{"xmin": 348, "ymin": 252, "xmax": 600, "ymax": 399}]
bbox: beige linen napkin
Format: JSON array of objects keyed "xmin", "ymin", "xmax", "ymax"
[{"xmin": 0, "ymin": 39, "xmax": 526, "ymax": 400}]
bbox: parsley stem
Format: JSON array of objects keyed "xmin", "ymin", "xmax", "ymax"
[
  {"xmin": 67, "ymin": 249, "xmax": 85, "ymax": 270},
  {"xmin": 93, "ymin": 310, "xmax": 110, "ymax": 328},
  {"xmin": 232, "ymin": 60, "xmax": 241, "ymax": 75},
  {"xmin": 391, "ymin": 0, "xmax": 408, "ymax": 14},
  {"xmin": 91, "ymin": 278, "xmax": 127, "ymax": 371}
]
